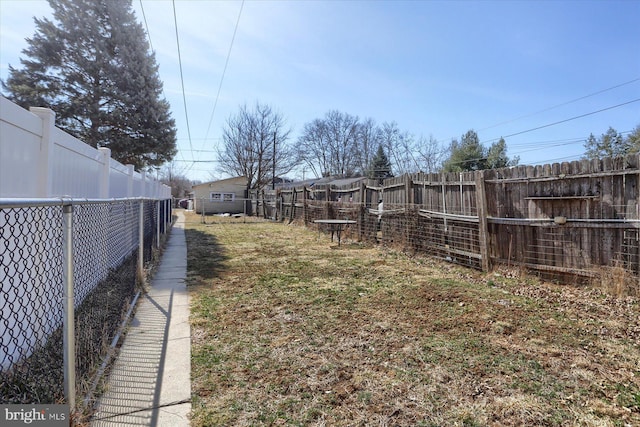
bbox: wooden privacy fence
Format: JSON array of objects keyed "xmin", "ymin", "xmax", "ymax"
[{"xmin": 257, "ymin": 154, "xmax": 640, "ymax": 283}]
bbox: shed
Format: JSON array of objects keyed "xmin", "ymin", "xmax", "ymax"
[{"xmin": 192, "ymin": 176, "xmax": 248, "ymax": 214}]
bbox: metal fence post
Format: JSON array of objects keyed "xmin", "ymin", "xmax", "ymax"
[
  {"xmin": 62, "ymin": 203, "xmax": 76, "ymax": 412},
  {"xmin": 138, "ymin": 200, "xmax": 145, "ymax": 283},
  {"xmin": 156, "ymin": 200, "xmax": 161, "ymax": 248}
]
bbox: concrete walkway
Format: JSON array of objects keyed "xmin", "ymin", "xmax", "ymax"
[{"xmin": 91, "ymin": 211, "xmax": 191, "ymax": 426}]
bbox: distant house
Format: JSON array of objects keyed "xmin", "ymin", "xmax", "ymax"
[{"xmin": 191, "ymin": 176, "xmax": 248, "ymax": 214}]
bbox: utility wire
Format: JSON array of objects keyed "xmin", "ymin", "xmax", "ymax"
[
  {"xmin": 138, "ymin": 0, "xmax": 154, "ymax": 53},
  {"xmin": 494, "ymin": 98, "xmax": 640, "ymax": 141},
  {"xmin": 507, "ymin": 129, "xmax": 635, "ymax": 150},
  {"xmin": 203, "ymin": 0, "xmax": 245, "ymax": 145},
  {"xmin": 443, "ymin": 127, "xmax": 638, "ymax": 168},
  {"xmin": 435, "ymin": 77, "xmax": 640, "ymax": 144},
  {"xmin": 139, "ymin": 0, "xmax": 188, "ymax": 166},
  {"xmin": 172, "ymin": 0, "xmax": 194, "ymax": 163},
  {"xmin": 438, "ymin": 98, "xmax": 639, "ymax": 167},
  {"xmin": 477, "ymin": 77, "xmax": 640, "ymax": 133},
  {"xmin": 174, "ymin": 159, "xmax": 221, "ymax": 163}
]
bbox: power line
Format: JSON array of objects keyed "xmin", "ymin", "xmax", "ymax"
[
  {"xmin": 507, "ymin": 136, "xmax": 586, "ymax": 149},
  {"xmin": 477, "ymin": 77, "xmax": 640, "ymax": 133},
  {"xmin": 434, "ymin": 77, "xmax": 640, "ymax": 144},
  {"xmin": 506, "ymin": 129, "xmax": 636, "ymax": 151},
  {"xmin": 176, "ymin": 138, "xmax": 222, "ymax": 142},
  {"xmin": 534, "ymin": 154, "xmax": 583, "ymax": 164},
  {"xmin": 439, "ymin": 127, "xmax": 639, "ymax": 169},
  {"xmin": 172, "ymin": 0, "xmax": 194, "ymax": 163},
  {"xmin": 139, "ymin": 0, "xmax": 188, "ymax": 165},
  {"xmin": 203, "ymin": 0, "xmax": 245, "ymax": 145},
  {"xmin": 173, "ymin": 159, "xmax": 221, "ymax": 163},
  {"xmin": 495, "ymin": 98, "xmax": 640, "ymax": 141},
  {"xmin": 436, "ymin": 98, "xmax": 639, "ymax": 166},
  {"xmin": 138, "ymin": 0, "xmax": 153, "ymax": 53}
]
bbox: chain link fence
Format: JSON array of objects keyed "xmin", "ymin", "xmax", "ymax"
[{"xmin": 0, "ymin": 198, "xmax": 171, "ymax": 409}]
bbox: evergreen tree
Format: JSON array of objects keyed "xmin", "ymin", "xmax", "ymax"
[
  {"xmin": 368, "ymin": 144, "xmax": 393, "ymax": 181},
  {"xmin": 486, "ymin": 137, "xmax": 519, "ymax": 169},
  {"xmin": 627, "ymin": 125, "xmax": 640, "ymax": 154},
  {"xmin": 442, "ymin": 130, "xmax": 485, "ymax": 172},
  {"xmin": 584, "ymin": 127, "xmax": 631, "ymax": 160},
  {"xmin": 2, "ymin": 0, "xmax": 176, "ymax": 170},
  {"xmin": 442, "ymin": 130, "xmax": 517, "ymax": 172}
]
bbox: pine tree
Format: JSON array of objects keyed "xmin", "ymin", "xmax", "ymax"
[
  {"xmin": 486, "ymin": 137, "xmax": 519, "ymax": 169},
  {"xmin": 442, "ymin": 130, "xmax": 485, "ymax": 172},
  {"xmin": 583, "ymin": 127, "xmax": 629, "ymax": 160},
  {"xmin": 2, "ymin": 0, "xmax": 176, "ymax": 170},
  {"xmin": 627, "ymin": 125, "xmax": 640, "ymax": 154},
  {"xmin": 369, "ymin": 144, "xmax": 393, "ymax": 181},
  {"xmin": 442, "ymin": 130, "xmax": 518, "ymax": 172}
]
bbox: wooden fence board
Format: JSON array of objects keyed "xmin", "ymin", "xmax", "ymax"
[{"xmin": 260, "ymin": 154, "xmax": 640, "ymax": 281}]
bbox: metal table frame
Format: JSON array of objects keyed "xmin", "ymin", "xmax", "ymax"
[{"xmin": 313, "ymin": 219, "xmax": 357, "ymax": 246}]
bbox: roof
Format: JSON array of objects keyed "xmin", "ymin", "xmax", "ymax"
[{"xmin": 192, "ymin": 176, "xmax": 247, "ymax": 189}]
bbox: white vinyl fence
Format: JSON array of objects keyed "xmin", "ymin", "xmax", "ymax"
[
  {"xmin": 0, "ymin": 97, "xmax": 173, "ymax": 407},
  {"xmin": 0, "ymin": 96, "xmax": 170, "ymax": 199}
]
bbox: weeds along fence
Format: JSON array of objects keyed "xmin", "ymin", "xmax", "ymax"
[
  {"xmin": 263, "ymin": 155, "xmax": 640, "ymax": 288},
  {"xmin": 0, "ymin": 197, "xmax": 171, "ymax": 411}
]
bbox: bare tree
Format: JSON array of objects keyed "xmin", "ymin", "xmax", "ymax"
[
  {"xmin": 416, "ymin": 134, "xmax": 445, "ymax": 173},
  {"xmin": 298, "ymin": 113, "xmax": 433, "ymax": 179},
  {"xmin": 324, "ymin": 110, "xmax": 360, "ymax": 177},
  {"xmin": 297, "ymin": 110, "xmax": 361, "ymax": 178},
  {"xmin": 218, "ymin": 102, "xmax": 293, "ymax": 190},
  {"xmin": 355, "ymin": 117, "xmax": 379, "ymax": 176},
  {"xmin": 159, "ymin": 161, "xmax": 193, "ymax": 199},
  {"xmin": 378, "ymin": 121, "xmax": 419, "ymax": 175},
  {"xmin": 297, "ymin": 118, "xmax": 330, "ymax": 178}
]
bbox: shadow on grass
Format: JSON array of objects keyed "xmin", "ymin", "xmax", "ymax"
[{"xmin": 184, "ymin": 228, "xmax": 229, "ymax": 282}]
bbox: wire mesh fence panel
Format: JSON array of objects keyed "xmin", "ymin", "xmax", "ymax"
[
  {"xmin": 620, "ymin": 229, "xmax": 640, "ymax": 275},
  {"xmin": 106, "ymin": 200, "xmax": 139, "ymax": 270},
  {"xmin": 0, "ymin": 206, "xmax": 64, "ymax": 403},
  {"xmin": 72, "ymin": 201, "xmax": 141, "ymax": 404},
  {"xmin": 144, "ymin": 199, "xmax": 156, "ymax": 263},
  {"xmin": 0, "ymin": 198, "xmax": 168, "ymax": 406},
  {"xmin": 73, "ymin": 204, "xmax": 112, "ymax": 305}
]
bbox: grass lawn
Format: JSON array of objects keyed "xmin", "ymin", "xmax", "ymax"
[{"xmin": 185, "ymin": 213, "xmax": 640, "ymax": 426}]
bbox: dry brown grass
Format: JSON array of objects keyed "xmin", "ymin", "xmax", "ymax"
[
  {"xmin": 185, "ymin": 213, "xmax": 640, "ymax": 427},
  {"xmin": 596, "ymin": 261, "xmax": 639, "ymax": 298}
]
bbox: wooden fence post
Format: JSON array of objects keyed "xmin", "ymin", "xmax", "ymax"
[
  {"xmin": 405, "ymin": 174, "xmax": 413, "ymax": 247},
  {"xmin": 475, "ymin": 170, "xmax": 490, "ymax": 271},
  {"xmin": 405, "ymin": 173, "xmax": 414, "ymax": 205},
  {"xmin": 359, "ymin": 182, "xmax": 366, "ymax": 241},
  {"xmin": 289, "ymin": 188, "xmax": 296, "ymax": 223},
  {"xmin": 303, "ymin": 187, "xmax": 308, "ymax": 224}
]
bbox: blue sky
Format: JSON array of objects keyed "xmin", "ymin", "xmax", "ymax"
[{"xmin": 1, "ymin": 0, "xmax": 639, "ymax": 182}]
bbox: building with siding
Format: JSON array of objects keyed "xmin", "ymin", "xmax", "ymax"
[{"xmin": 191, "ymin": 176, "xmax": 248, "ymax": 214}]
